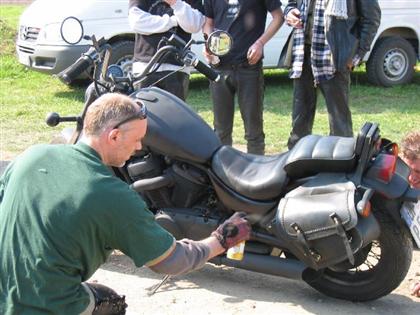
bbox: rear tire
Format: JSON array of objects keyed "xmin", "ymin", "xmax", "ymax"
[
  {"xmin": 366, "ymin": 36, "xmax": 416, "ymax": 87},
  {"xmin": 306, "ymin": 211, "xmax": 413, "ymax": 301}
]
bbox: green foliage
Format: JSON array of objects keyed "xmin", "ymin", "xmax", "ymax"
[
  {"xmin": 0, "ymin": 5, "xmax": 25, "ymax": 55},
  {"xmin": 1, "ymin": 5, "xmax": 420, "ymax": 159}
]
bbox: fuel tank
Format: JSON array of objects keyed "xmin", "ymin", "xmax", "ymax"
[{"xmin": 132, "ymin": 87, "xmax": 221, "ymax": 164}]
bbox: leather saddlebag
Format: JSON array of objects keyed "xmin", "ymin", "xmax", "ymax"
[{"xmin": 274, "ymin": 173, "xmax": 363, "ymax": 270}]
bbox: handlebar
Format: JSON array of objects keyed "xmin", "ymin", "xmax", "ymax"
[
  {"xmin": 192, "ymin": 58, "xmax": 220, "ymax": 82},
  {"xmin": 57, "ymin": 47, "xmax": 97, "ymax": 84},
  {"xmin": 45, "ymin": 112, "xmax": 80, "ymax": 127}
]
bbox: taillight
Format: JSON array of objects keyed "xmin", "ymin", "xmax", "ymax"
[{"xmin": 375, "ymin": 143, "xmax": 398, "ymax": 183}]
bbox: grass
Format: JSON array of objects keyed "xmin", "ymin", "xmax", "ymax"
[{"xmin": 1, "ymin": 4, "xmax": 420, "ymax": 160}]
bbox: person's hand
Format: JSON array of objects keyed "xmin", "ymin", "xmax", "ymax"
[
  {"xmin": 347, "ymin": 54, "xmax": 361, "ymax": 70},
  {"xmin": 286, "ymin": 9, "xmax": 303, "ymax": 29},
  {"xmin": 247, "ymin": 39, "xmax": 264, "ymax": 65},
  {"xmin": 411, "ymin": 281, "xmax": 420, "ymax": 297},
  {"xmin": 211, "ymin": 212, "xmax": 251, "ymax": 249},
  {"xmin": 203, "ymin": 46, "xmax": 213, "ymax": 63},
  {"xmin": 164, "ymin": 0, "xmax": 177, "ymax": 6}
]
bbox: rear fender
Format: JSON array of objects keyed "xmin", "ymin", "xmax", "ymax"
[
  {"xmin": 370, "ymin": 195, "xmax": 406, "ymax": 227},
  {"xmin": 363, "ymin": 157, "xmax": 419, "ymax": 225},
  {"xmin": 362, "ymin": 157, "xmax": 410, "ymax": 199}
]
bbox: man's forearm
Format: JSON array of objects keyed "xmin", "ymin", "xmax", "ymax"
[
  {"xmin": 128, "ymin": 7, "xmax": 177, "ymax": 35},
  {"xmin": 148, "ymin": 236, "xmax": 224, "ymax": 276},
  {"xmin": 171, "ymin": 0, "xmax": 205, "ymax": 33},
  {"xmin": 257, "ymin": 8, "xmax": 284, "ymax": 45},
  {"xmin": 355, "ymin": 0, "xmax": 381, "ymax": 57},
  {"xmin": 284, "ymin": 0, "xmax": 298, "ymax": 17},
  {"xmin": 203, "ymin": 17, "xmax": 215, "ymax": 37}
]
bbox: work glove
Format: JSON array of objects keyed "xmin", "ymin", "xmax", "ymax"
[{"xmin": 211, "ymin": 212, "xmax": 251, "ymax": 250}]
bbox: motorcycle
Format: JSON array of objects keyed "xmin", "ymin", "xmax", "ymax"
[{"xmin": 47, "ymin": 17, "xmax": 420, "ymax": 302}]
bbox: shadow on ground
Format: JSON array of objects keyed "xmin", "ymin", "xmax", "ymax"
[{"xmin": 99, "ymin": 252, "xmax": 419, "ymax": 315}]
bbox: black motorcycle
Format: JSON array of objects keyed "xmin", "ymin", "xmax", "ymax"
[{"xmin": 48, "ymin": 17, "xmax": 420, "ymax": 302}]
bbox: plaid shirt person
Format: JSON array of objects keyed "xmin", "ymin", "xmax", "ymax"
[{"xmin": 290, "ymin": 0, "xmax": 335, "ymax": 84}]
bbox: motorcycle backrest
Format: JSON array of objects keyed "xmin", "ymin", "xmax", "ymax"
[
  {"xmin": 352, "ymin": 122, "xmax": 381, "ymax": 184},
  {"xmin": 284, "ymin": 135, "xmax": 357, "ymax": 179}
]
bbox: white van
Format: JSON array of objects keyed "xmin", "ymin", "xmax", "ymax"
[{"xmin": 16, "ymin": 0, "xmax": 420, "ymax": 86}]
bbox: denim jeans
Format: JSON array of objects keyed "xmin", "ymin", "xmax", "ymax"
[{"xmin": 210, "ymin": 62, "xmax": 265, "ymax": 155}]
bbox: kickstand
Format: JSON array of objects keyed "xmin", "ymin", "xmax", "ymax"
[{"xmin": 147, "ymin": 274, "xmax": 171, "ymax": 296}]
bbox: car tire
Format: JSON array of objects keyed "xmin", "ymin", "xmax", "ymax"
[
  {"xmin": 366, "ymin": 36, "xmax": 416, "ymax": 87},
  {"xmin": 108, "ymin": 40, "xmax": 134, "ymax": 75}
]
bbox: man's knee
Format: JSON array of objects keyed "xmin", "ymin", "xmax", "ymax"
[{"xmin": 84, "ymin": 283, "xmax": 127, "ymax": 315}]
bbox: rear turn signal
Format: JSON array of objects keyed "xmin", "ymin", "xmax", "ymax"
[{"xmin": 358, "ymin": 200, "xmax": 371, "ymax": 217}]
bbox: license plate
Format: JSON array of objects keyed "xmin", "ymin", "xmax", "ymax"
[
  {"xmin": 18, "ymin": 53, "xmax": 30, "ymax": 66},
  {"xmin": 401, "ymin": 201, "xmax": 420, "ymax": 247}
]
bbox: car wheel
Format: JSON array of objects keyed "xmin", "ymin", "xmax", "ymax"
[
  {"xmin": 108, "ymin": 40, "xmax": 134, "ymax": 75},
  {"xmin": 366, "ymin": 36, "xmax": 416, "ymax": 87}
]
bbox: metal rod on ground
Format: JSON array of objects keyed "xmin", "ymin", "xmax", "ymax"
[{"xmin": 147, "ymin": 274, "xmax": 171, "ymax": 296}]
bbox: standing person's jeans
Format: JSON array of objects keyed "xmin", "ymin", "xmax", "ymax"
[
  {"xmin": 210, "ymin": 62, "xmax": 265, "ymax": 155},
  {"xmin": 287, "ymin": 45, "xmax": 353, "ymax": 149},
  {"xmin": 135, "ymin": 71, "xmax": 189, "ymax": 101}
]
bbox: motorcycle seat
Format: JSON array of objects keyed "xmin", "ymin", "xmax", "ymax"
[
  {"xmin": 212, "ymin": 146, "xmax": 289, "ymax": 201},
  {"xmin": 284, "ymin": 135, "xmax": 357, "ymax": 178}
]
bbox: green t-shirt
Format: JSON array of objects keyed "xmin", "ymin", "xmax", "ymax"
[{"xmin": 0, "ymin": 143, "xmax": 174, "ymax": 314}]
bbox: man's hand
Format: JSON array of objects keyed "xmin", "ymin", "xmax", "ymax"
[
  {"xmin": 412, "ymin": 281, "xmax": 420, "ymax": 297},
  {"xmin": 203, "ymin": 46, "xmax": 213, "ymax": 63},
  {"xmin": 211, "ymin": 212, "xmax": 251, "ymax": 249},
  {"xmin": 164, "ymin": 0, "xmax": 177, "ymax": 6},
  {"xmin": 346, "ymin": 54, "xmax": 362, "ymax": 71},
  {"xmin": 247, "ymin": 39, "xmax": 264, "ymax": 65},
  {"xmin": 286, "ymin": 8, "xmax": 303, "ymax": 29}
]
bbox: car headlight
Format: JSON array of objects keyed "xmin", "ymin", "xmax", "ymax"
[{"xmin": 38, "ymin": 23, "xmax": 63, "ymax": 44}]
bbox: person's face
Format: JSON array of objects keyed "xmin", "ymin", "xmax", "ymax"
[
  {"xmin": 403, "ymin": 157, "xmax": 420, "ymax": 189},
  {"xmin": 107, "ymin": 119, "xmax": 147, "ymax": 167}
]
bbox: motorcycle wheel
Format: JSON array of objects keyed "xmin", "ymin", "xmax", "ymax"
[{"xmin": 306, "ymin": 211, "xmax": 413, "ymax": 301}]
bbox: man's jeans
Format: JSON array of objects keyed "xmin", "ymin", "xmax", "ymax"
[
  {"xmin": 136, "ymin": 71, "xmax": 189, "ymax": 101},
  {"xmin": 287, "ymin": 46, "xmax": 353, "ymax": 149},
  {"xmin": 210, "ymin": 62, "xmax": 265, "ymax": 155}
]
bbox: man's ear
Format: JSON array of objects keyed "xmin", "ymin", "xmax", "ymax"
[{"xmin": 108, "ymin": 128, "xmax": 120, "ymax": 143}]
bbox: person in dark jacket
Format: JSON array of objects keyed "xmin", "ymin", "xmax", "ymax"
[{"xmin": 283, "ymin": 0, "xmax": 381, "ymax": 149}]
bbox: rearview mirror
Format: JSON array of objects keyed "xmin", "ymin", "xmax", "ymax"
[
  {"xmin": 60, "ymin": 16, "xmax": 84, "ymax": 44},
  {"xmin": 206, "ymin": 30, "xmax": 233, "ymax": 56}
]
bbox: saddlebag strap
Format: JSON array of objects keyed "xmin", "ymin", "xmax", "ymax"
[
  {"xmin": 330, "ymin": 213, "xmax": 355, "ymax": 265},
  {"xmin": 291, "ymin": 223, "xmax": 321, "ymax": 265}
]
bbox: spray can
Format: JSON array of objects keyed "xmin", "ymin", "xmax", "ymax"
[{"xmin": 226, "ymin": 241, "xmax": 245, "ymax": 260}]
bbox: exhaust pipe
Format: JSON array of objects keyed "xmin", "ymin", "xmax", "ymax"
[{"xmin": 210, "ymin": 253, "xmax": 310, "ymax": 281}]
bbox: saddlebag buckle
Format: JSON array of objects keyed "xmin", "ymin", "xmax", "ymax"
[
  {"xmin": 291, "ymin": 223, "xmax": 322, "ymax": 265},
  {"xmin": 330, "ymin": 213, "xmax": 355, "ymax": 265}
]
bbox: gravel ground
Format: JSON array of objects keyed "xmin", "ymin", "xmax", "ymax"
[{"xmin": 90, "ymin": 250, "xmax": 420, "ymax": 315}]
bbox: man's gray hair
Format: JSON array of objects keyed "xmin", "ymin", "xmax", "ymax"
[{"xmin": 83, "ymin": 93, "xmax": 140, "ymax": 136}]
